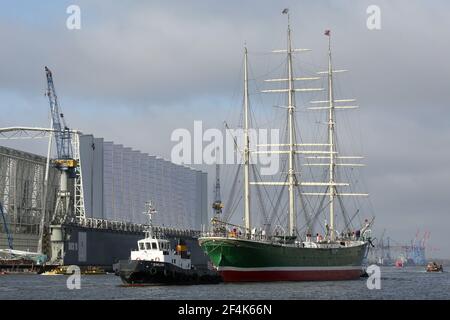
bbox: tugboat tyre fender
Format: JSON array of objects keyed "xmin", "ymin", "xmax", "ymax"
[{"xmin": 150, "ymin": 268, "xmax": 157, "ymax": 275}]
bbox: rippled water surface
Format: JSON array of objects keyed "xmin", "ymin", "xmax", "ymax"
[{"xmin": 0, "ymin": 267, "xmax": 449, "ymax": 300}]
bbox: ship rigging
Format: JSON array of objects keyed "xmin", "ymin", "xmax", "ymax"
[{"xmin": 199, "ymin": 10, "xmax": 374, "ymax": 282}]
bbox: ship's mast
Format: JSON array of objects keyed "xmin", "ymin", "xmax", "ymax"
[
  {"xmin": 257, "ymin": 10, "xmax": 325, "ymax": 238},
  {"xmin": 326, "ymin": 32, "xmax": 336, "ymax": 241},
  {"xmin": 303, "ymin": 30, "xmax": 369, "ymax": 242},
  {"xmin": 243, "ymin": 46, "xmax": 251, "ymax": 233},
  {"xmin": 255, "ymin": 21, "xmax": 369, "ymax": 242},
  {"xmin": 286, "ymin": 14, "xmax": 296, "ymax": 237}
]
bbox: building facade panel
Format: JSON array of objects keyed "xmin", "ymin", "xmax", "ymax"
[
  {"xmin": 0, "ymin": 146, "xmax": 59, "ymax": 252},
  {"xmin": 80, "ymin": 136, "xmax": 207, "ymax": 230}
]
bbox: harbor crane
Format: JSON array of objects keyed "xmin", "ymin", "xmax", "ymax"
[
  {"xmin": 0, "ymin": 69, "xmax": 79, "ymax": 262},
  {"xmin": 45, "ymin": 66, "xmax": 77, "ymax": 223},
  {"xmin": 212, "ymin": 164, "xmax": 224, "ymax": 218},
  {"xmin": 211, "ymin": 163, "xmax": 226, "ymax": 234}
]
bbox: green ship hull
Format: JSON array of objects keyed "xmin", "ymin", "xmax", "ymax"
[{"xmin": 199, "ymin": 237, "xmax": 369, "ymax": 282}]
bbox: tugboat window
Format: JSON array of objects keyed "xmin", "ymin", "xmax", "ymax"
[
  {"xmin": 139, "ymin": 243, "xmax": 145, "ymax": 250},
  {"xmin": 152, "ymin": 242, "xmax": 157, "ymax": 250},
  {"xmin": 146, "ymin": 243, "xmax": 151, "ymax": 250}
]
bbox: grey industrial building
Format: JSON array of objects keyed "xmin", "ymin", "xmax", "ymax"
[
  {"xmin": 0, "ymin": 135, "xmax": 208, "ymax": 252},
  {"xmin": 78, "ymin": 135, "xmax": 208, "ymax": 229}
]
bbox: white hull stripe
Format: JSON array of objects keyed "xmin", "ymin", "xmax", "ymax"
[{"xmin": 218, "ymin": 266, "xmax": 363, "ymax": 272}]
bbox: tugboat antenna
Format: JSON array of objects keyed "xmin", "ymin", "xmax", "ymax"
[{"xmin": 143, "ymin": 201, "xmax": 157, "ymax": 232}]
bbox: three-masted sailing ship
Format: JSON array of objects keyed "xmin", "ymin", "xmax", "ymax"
[{"xmin": 199, "ymin": 11, "xmax": 373, "ymax": 282}]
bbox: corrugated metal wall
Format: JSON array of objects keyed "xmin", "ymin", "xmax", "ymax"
[
  {"xmin": 79, "ymin": 135, "xmax": 104, "ymax": 220},
  {"xmin": 80, "ymin": 135, "xmax": 208, "ymax": 230},
  {"xmin": 0, "ymin": 146, "xmax": 59, "ymax": 251}
]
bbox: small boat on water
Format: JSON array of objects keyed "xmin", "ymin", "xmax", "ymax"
[
  {"xmin": 42, "ymin": 266, "xmax": 106, "ymax": 276},
  {"xmin": 426, "ymin": 262, "xmax": 443, "ymax": 273},
  {"xmin": 395, "ymin": 259, "xmax": 404, "ymax": 268},
  {"xmin": 83, "ymin": 267, "xmax": 106, "ymax": 275},
  {"xmin": 42, "ymin": 266, "xmax": 67, "ymax": 275}
]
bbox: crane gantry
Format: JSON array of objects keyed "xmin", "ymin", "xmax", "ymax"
[{"xmin": 45, "ymin": 66, "xmax": 77, "ymax": 223}]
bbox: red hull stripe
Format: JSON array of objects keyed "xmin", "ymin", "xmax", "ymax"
[
  {"xmin": 220, "ymin": 269, "xmax": 362, "ymax": 282},
  {"xmin": 218, "ymin": 266, "xmax": 362, "ymax": 272}
]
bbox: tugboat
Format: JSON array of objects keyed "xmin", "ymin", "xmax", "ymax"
[
  {"xmin": 115, "ymin": 202, "xmax": 222, "ymax": 285},
  {"xmin": 426, "ymin": 262, "xmax": 443, "ymax": 273}
]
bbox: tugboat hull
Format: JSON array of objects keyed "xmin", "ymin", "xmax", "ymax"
[{"xmin": 116, "ymin": 260, "xmax": 222, "ymax": 285}]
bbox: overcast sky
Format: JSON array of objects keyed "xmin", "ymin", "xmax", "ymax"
[{"xmin": 1, "ymin": 0, "xmax": 449, "ymax": 258}]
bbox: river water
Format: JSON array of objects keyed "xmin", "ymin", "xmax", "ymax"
[{"xmin": 0, "ymin": 267, "xmax": 448, "ymax": 300}]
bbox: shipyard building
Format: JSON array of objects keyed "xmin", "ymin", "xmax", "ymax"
[
  {"xmin": 0, "ymin": 136, "xmax": 208, "ymax": 253},
  {"xmin": 79, "ymin": 135, "xmax": 208, "ymax": 229}
]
